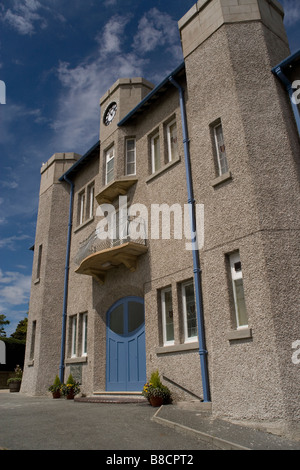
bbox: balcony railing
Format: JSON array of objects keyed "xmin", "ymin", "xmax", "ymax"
[{"xmin": 74, "ymin": 217, "xmax": 148, "ymax": 284}]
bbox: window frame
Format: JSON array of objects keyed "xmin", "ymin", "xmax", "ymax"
[
  {"xmin": 229, "ymin": 252, "xmax": 248, "ymax": 329},
  {"xmin": 167, "ymin": 119, "xmax": 178, "ymax": 163},
  {"xmin": 181, "ymin": 280, "xmax": 198, "ymax": 343},
  {"xmin": 29, "ymin": 320, "xmax": 37, "ymax": 361},
  {"xmin": 87, "ymin": 184, "xmax": 94, "ymax": 220},
  {"xmin": 126, "ymin": 138, "xmax": 136, "ymax": 176},
  {"xmin": 71, "ymin": 315, "xmax": 77, "ymax": 358},
  {"xmin": 81, "ymin": 313, "xmax": 88, "ymax": 357},
  {"xmin": 151, "ymin": 132, "xmax": 161, "ymax": 174},
  {"xmin": 105, "ymin": 145, "xmax": 115, "ymax": 185},
  {"xmin": 79, "ymin": 191, "xmax": 85, "ymax": 226},
  {"xmin": 161, "ymin": 286, "xmax": 175, "ymax": 346},
  {"xmin": 213, "ymin": 122, "xmax": 229, "ymax": 176},
  {"xmin": 36, "ymin": 244, "xmax": 43, "ymax": 280}
]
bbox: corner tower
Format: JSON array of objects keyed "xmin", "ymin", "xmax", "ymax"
[
  {"xmin": 21, "ymin": 153, "xmax": 81, "ymax": 395},
  {"xmin": 178, "ymin": 0, "xmax": 300, "ymax": 438}
]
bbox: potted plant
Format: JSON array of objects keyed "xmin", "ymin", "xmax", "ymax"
[
  {"xmin": 7, "ymin": 365, "xmax": 22, "ymax": 393},
  {"xmin": 142, "ymin": 370, "xmax": 171, "ymax": 407},
  {"xmin": 48, "ymin": 375, "xmax": 62, "ymax": 398},
  {"xmin": 61, "ymin": 374, "xmax": 80, "ymax": 400}
]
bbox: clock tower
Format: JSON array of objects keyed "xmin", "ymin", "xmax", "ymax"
[{"xmin": 99, "ymin": 77, "xmax": 154, "ymax": 142}]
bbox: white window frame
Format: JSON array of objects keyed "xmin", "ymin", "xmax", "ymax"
[
  {"xmin": 81, "ymin": 313, "xmax": 88, "ymax": 357},
  {"xmin": 105, "ymin": 145, "xmax": 115, "ymax": 184},
  {"xmin": 214, "ymin": 122, "xmax": 229, "ymax": 176},
  {"xmin": 182, "ymin": 281, "xmax": 198, "ymax": 343},
  {"xmin": 71, "ymin": 315, "xmax": 77, "ymax": 358},
  {"xmin": 151, "ymin": 132, "xmax": 161, "ymax": 173},
  {"xmin": 79, "ymin": 191, "xmax": 85, "ymax": 225},
  {"xmin": 161, "ymin": 287, "xmax": 174, "ymax": 346},
  {"xmin": 229, "ymin": 252, "xmax": 248, "ymax": 329},
  {"xmin": 167, "ymin": 119, "xmax": 178, "ymax": 162},
  {"xmin": 87, "ymin": 184, "xmax": 94, "ymax": 219},
  {"xmin": 126, "ymin": 138, "xmax": 136, "ymax": 176}
]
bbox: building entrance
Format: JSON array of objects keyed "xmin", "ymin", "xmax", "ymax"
[{"xmin": 106, "ymin": 296, "xmax": 146, "ymax": 391}]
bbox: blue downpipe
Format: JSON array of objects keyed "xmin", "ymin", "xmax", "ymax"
[
  {"xmin": 169, "ymin": 75, "xmax": 211, "ymax": 402},
  {"xmin": 59, "ymin": 175, "xmax": 74, "ymax": 383}
]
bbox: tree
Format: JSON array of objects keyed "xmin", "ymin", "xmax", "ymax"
[
  {"xmin": 0, "ymin": 314, "xmax": 10, "ymax": 337},
  {"xmin": 10, "ymin": 317, "xmax": 28, "ymax": 342}
]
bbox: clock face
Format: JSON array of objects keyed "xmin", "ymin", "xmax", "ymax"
[{"xmin": 104, "ymin": 102, "xmax": 117, "ymax": 126}]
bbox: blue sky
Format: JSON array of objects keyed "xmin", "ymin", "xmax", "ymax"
[{"xmin": 0, "ymin": 0, "xmax": 299, "ymax": 337}]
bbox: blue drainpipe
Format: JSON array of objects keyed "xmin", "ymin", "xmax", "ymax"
[
  {"xmin": 59, "ymin": 175, "xmax": 74, "ymax": 383},
  {"xmin": 272, "ymin": 65, "xmax": 300, "ymax": 137},
  {"xmin": 169, "ymin": 75, "xmax": 211, "ymax": 402}
]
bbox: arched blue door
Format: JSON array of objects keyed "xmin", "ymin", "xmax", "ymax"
[{"xmin": 106, "ymin": 297, "xmax": 146, "ymax": 391}]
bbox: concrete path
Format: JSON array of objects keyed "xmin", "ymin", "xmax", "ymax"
[{"xmin": 0, "ymin": 391, "xmax": 299, "ymax": 451}]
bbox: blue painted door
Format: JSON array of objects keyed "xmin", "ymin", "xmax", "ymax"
[{"xmin": 106, "ymin": 297, "xmax": 146, "ymax": 391}]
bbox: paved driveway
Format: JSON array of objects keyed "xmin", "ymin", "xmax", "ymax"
[{"xmin": 0, "ymin": 391, "xmax": 215, "ymax": 451}]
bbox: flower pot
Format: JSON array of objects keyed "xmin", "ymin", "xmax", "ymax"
[
  {"xmin": 52, "ymin": 390, "xmax": 61, "ymax": 399},
  {"xmin": 66, "ymin": 390, "xmax": 75, "ymax": 400},
  {"xmin": 149, "ymin": 396, "xmax": 163, "ymax": 407},
  {"xmin": 8, "ymin": 381, "xmax": 21, "ymax": 393}
]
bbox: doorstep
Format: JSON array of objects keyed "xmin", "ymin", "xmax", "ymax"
[{"xmin": 75, "ymin": 391, "xmax": 148, "ymax": 404}]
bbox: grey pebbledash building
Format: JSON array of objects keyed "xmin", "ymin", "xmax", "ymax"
[{"xmin": 21, "ymin": 0, "xmax": 300, "ymax": 440}]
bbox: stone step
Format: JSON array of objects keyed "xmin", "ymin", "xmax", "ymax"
[{"xmin": 75, "ymin": 392, "xmax": 148, "ymax": 404}]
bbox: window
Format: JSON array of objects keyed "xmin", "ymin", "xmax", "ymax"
[
  {"xmin": 36, "ymin": 244, "xmax": 43, "ymax": 279},
  {"xmin": 151, "ymin": 132, "xmax": 161, "ymax": 173},
  {"xmin": 182, "ymin": 281, "xmax": 197, "ymax": 342},
  {"xmin": 161, "ymin": 287, "xmax": 174, "ymax": 346},
  {"xmin": 81, "ymin": 313, "xmax": 88, "ymax": 356},
  {"xmin": 105, "ymin": 145, "xmax": 114, "ymax": 184},
  {"xmin": 126, "ymin": 139, "xmax": 136, "ymax": 175},
  {"xmin": 229, "ymin": 252, "xmax": 248, "ymax": 329},
  {"xmin": 71, "ymin": 315, "xmax": 77, "ymax": 357},
  {"xmin": 167, "ymin": 120, "xmax": 178, "ymax": 162},
  {"xmin": 79, "ymin": 191, "xmax": 85, "ymax": 225},
  {"xmin": 30, "ymin": 321, "xmax": 36, "ymax": 361},
  {"xmin": 87, "ymin": 184, "xmax": 94, "ymax": 219},
  {"xmin": 214, "ymin": 122, "xmax": 229, "ymax": 176}
]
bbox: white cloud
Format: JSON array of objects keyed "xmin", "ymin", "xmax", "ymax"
[
  {"xmin": 1, "ymin": 0, "xmax": 65, "ymax": 35},
  {"xmin": 282, "ymin": 0, "xmax": 300, "ymax": 26},
  {"xmin": 51, "ymin": 9, "xmax": 182, "ymax": 151},
  {"xmin": 1, "ymin": 180, "xmax": 19, "ymax": 189},
  {"xmin": 0, "ymin": 269, "xmax": 31, "ymax": 306},
  {"xmin": 3, "ymin": 0, "xmax": 45, "ymax": 35},
  {"xmin": 133, "ymin": 8, "xmax": 179, "ymax": 55},
  {"xmin": 0, "ymin": 269, "xmax": 31, "ymax": 336},
  {"xmin": 0, "ymin": 234, "xmax": 31, "ymax": 251},
  {"xmin": 51, "ymin": 14, "xmax": 147, "ymax": 150},
  {"xmin": 98, "ymin": 15, "xmax": 131, "ymax": 55}
]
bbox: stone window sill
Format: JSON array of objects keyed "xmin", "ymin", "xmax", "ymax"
[
  {"xmin": 74, "ymin": 217, "xmax": 94, "ymax": 234},
  {"xmin": 226, "ymin": 328, "xmax": 252, "ymax": 341},
  {"xmin": 211, "ymin": 171, "xmax": 232, "ymax": 188},
  {"xmin": 65, "ymin": 356, "xmax": 88, "ymax": 364},
  {"xmin": 156, "ymin": 341, "xmax": 199, "ymax": 355},
  {"xmin": 146, "ymin": 156, "xmax": 181, "ymax": 183}
]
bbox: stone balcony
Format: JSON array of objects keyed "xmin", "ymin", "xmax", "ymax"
[{"xmin": 75, "ymin": 218, "xmax": 148, "ymax": 284}]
